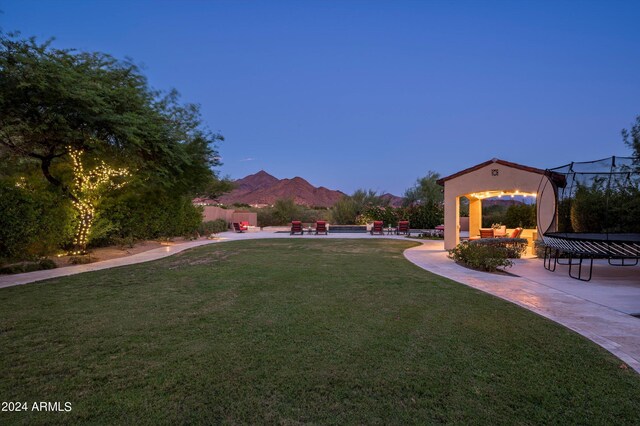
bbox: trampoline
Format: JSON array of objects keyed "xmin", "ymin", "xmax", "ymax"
[{"xmin": 537, "ymin": 156, "xmax": 640, "ymax": 281}]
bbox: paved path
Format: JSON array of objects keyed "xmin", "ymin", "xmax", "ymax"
[{"xmin": 2, "ymin": 232, "xmax": 639, "ymax": 374}]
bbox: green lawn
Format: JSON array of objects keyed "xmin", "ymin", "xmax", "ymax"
[{"xmin": 1, "ymin": 239, "xmax": 639, "ymax": 424}]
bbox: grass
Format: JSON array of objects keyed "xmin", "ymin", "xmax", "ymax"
[{"xmin": 1, "ymin": 239, "xmax": 639, "ymax": 424}]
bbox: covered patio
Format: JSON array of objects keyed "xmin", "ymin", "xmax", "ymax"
[{"xmin": 436, "ymin": 158, "xmax": 557, "ymax": 250}]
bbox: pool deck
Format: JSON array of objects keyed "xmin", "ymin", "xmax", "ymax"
[{"xmin": 1, "ymin": 231, "xmax": 639, "ymax": 373}]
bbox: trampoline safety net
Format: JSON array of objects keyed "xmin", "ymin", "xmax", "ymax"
[{"xmin": 538, "ymin": 156, "xmax": 640, "ymax": 281}]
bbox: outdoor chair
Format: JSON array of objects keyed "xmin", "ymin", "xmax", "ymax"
[
  {"xmin": 290, "ymin": 221, "xmax": 304, "ymax": 235},
  {"xmin": 396, "ymin": 220, "xmax": 410, "ymax": 235},
  {"xmin": 315, "ymin": 220, "xmax": 328, "ymax": 235},
  {"xmin": 239, "ymin": 221, "xmax": 249, "ymax": 231},
  {"xmin": 479, "ymin": 228, "xmax": 494, "ymax": 238},
  {"xmin": 370, "ymin": 221, "xmax": 384, "ymax": 235},
  {"xmin": 509, "ymin": 227, "xmax": 523, "ymax": 238},
  {"xmin": 232, "ymin": 222, "xmax": 244, "ymax": 233}
]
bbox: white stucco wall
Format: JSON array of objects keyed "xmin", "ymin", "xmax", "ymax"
[{"xmin": 442, "ymin": 161, "xmax": 556, "ymax": 250}]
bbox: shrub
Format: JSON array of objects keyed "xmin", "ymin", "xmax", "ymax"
[
  {"xmin": 331, "ymin": 197, "xmax": 359, "ymax": 225},
  {"xmin": 199, "ymin": 219, "xmax": 228, "ymax": 235},
  {"xmin": 448, "ymin": 240, "xmax": 523, "ymax": 272},
  {"xmin": 273, "ymin": 198, "xmax": 301, "ymax": 224},
  {"xmin": 0, "ymin": 184, "xmax": 73, "ymax": 260},
  {"xmin": 570, "ymin": 182, "xmax": 607, "ymax": 233},
  {"xmin": 90, "ymin": 193, "xmax": 203, "ymax": 245},
  {"xmin": 68, "ymin": 255, "xmax": 95, "ymax": 265},
  {"xmin": 470, "ymin": 238, "xmax": 528, "ymax": 258},
  {"xmin": 363, "ymin": 205, "xmax": 399, "ymax": 227},
  {"xmin": 0, "ymin": 258, "xmax": 57, "ymax": 275},
  {"xmin": 401, "ymin": 202, "xmax": 443, "ymax": 229},
  {"xmin": 299, "ymin": 207, "xmax": 331, "ymax": 224},
  {"xmin": 257, "ymin": 208, "xmax": 279, "ymax": 227},
  {"xmin": 504, "ymin": 203, "xmax": 536, "ymax": 228},
  {"xmin": 482, "ymin": 204, "xmax": 508, "ymax": 228}
]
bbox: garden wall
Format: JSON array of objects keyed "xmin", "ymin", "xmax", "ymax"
[{"xmin": 202, "ymin": 206, "xmax": 258, "ymax": 227}]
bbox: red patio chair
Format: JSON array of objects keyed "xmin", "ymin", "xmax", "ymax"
[
  {"xmin": 232, "ymin": 222, "xmax": 244, "ymax": 233},
  {"xmin": 370, "ymin": 220, "xmax": 384, "ymax": 235},
  {"xmin": 396, "ymin": 220, "xmax": 410, "ymax": 235},
  {"xmin": 239, "ymin": 221, "xmax": 249, "ymax": 231},
  {"xmin": 479, "ymin": 228, "xmax": 494, "ymax": 238},
  {"xmin": 290, "ymin": 221, "xmax": 304, "ymax": 235},
  {"xmin": 315, "ymin": 220, "xmax": 328, "ymax": 235},
  {"xmin": 509, "ymin": 227, "xmax": 523, "ymax": 238}
]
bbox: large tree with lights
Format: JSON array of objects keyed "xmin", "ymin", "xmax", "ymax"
[{"xmin": 0, "ymin": 32, "xmax": 226, "ymax": 253}]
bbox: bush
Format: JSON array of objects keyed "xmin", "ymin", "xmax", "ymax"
[
  {"xmin": 199, "ymin": 219, "xmax": 228, "ymax": 235},
  {"xmin": 401, "ymin": 202, "xmax": 443, "ymax": 229},
  {"xmin": 68, "ymin": 255, "xmax": 95, "ymax": 265},
  {"xmin": 362, "ymin": 205, "xmax": 399, "ymax": 227},
  {"xmin": 482, "ymin": 204, "xmax": 508, "ymax": 228},
  {"xmin": 90, "ymin": 193, "xmax": 203, "ymax": 245},
  {"xmin": 448, "ymin": 239, "xmax": 526, "ymax": 272},
  {"xmin": 331, "ymin": 197, "xmax": 359, "ymax": 225},
  {"xmin": 504, "ymin": 204, "xmax": 536, "ymax": 228},
  {"xmin": 470, "ymin": 238, "xmax": 528, "ymax": 258},
  {"xmin": 570, "ymin": 182, "xmax": 607, "ymax": 233},
  {"xmin": 273, "ymin": 198, "xmax": 301, "ymax": 224},
  {"xmin": 0, "ymin": 258, "xmax": 57, "ymax": 275},
  {"xmin": 0, "ymin": 184, "xmax": 73, "ymax": 260}
]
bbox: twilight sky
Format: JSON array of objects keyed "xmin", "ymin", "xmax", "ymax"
[{"xmin": 2, "ymin": 0, "xmax": 639, "ymax": 195}]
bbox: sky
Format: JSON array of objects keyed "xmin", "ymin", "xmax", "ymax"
[{"xmin": 2, "ymin": 0, "xmax": 640, "ymax": 195}]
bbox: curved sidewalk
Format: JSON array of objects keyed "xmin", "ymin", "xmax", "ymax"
[
  {"xmin": 1, "ymin": 232, "xmax": 638, "ymax": 374},
  {"xmin": 403, "ymin": 241, "xmax": 640, "ymax": 374}
]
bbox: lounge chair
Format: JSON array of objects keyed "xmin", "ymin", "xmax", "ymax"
[
  {"xmin": 290, "ymin": 221, "xmax": 304, "ymax": 235},
  {"xmin": 232, "ymin": 222, "xmax": 244, "ymax": 233},
  {"xmin": 479, "ymin": 228, "xmax": 494, "ymax": 238},
  {"xmin": 509, "ymin": 227, "xmax": 523, "ymax": 238},
  {"xmin": 370, "ymin": 220, "xmax": 384, "ymax": 235},
  {"xmin": 315, "ymin": 220, "xmax": 328, "ymax": 235},
  {"xmin": 396, "ymin": 220, "xmax": 410, "ymax": 235}
]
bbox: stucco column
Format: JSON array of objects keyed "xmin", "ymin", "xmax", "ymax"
[
  {"xmin": 443, "ymin": 189, "xmax": 459, "ymax": 250},
  {"xmin": 468, "ymin": 198, "xmax": 482, "ymax": 238}
]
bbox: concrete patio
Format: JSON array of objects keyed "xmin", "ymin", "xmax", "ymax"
[{"xmin": 1, "ymin": 231, "xmax": 639, "ymax": 373}]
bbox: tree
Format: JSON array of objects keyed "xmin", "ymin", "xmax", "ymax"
[
  {"xmin": 0, "ymin": 32, "xmax": 225, "ymax": 252},
  {"xmin": 273, "ymin": 198, "xmax": 301, "ymax": 224},
  {"xmin": 331, "ymin": 189, "xmax": 388, "ymax": 224},
  {"xmin": 622, "ymin": 115, "xmax": 640, "ymax": 158},
  {"xmin": 403, "ymin": 171, "xmax": 443, "ymax": 206}
]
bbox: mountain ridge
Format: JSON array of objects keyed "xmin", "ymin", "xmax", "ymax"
[
  {"xmin": 218, "ymin": 170, "xmax": 347, "ymax": 207},
  {"xmin": 216, "ymin": 170, "xmax": 405, "ymax": 208}
]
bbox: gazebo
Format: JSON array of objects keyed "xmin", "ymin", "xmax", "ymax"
[{"xmin": 436, "ymin": 158, "xmax": 557, "ymax": 250}]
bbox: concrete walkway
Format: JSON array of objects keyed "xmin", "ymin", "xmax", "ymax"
[{"xmin": 1, "ymin": 231, "xmax": 639, "ymax": 374}]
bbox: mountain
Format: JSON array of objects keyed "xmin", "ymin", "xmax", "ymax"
[
  {"xmin": 218, "ymin": 171, "xmax": 347, "ymax": 207},
  {"xmin": 380, "ymin": 193, "xmax": 405, "ymax": 208}
]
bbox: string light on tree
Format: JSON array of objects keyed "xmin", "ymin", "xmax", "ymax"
[{"xmin": 68, "ymin": 147, "xmax": 130, "ymax": 254}]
